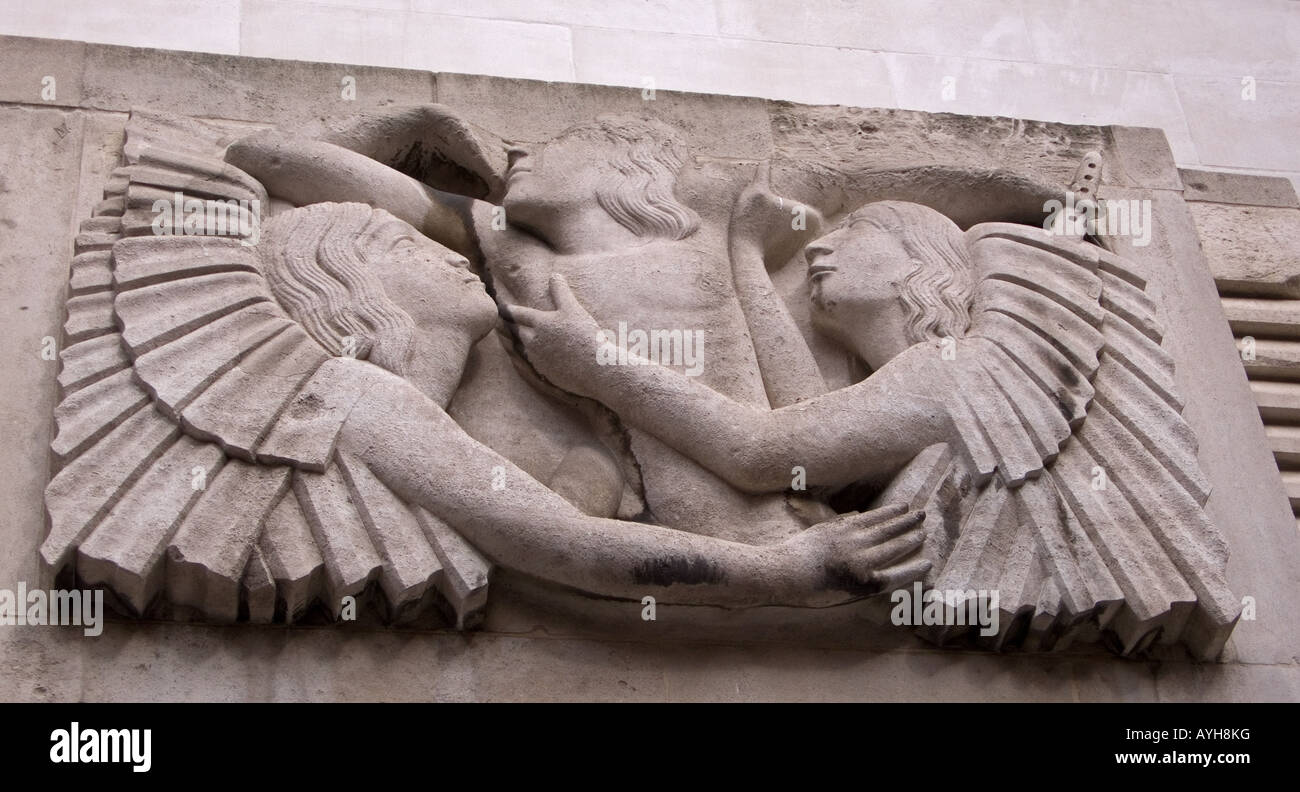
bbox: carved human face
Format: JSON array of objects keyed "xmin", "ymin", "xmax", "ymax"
[
  {"xmin": 502, "ymin": 136, "xmax": 610, "ymax": 231},
  {"xmin": 365, "ymin": 213, "xmax": 498, "ymax": 343},
  {"xmin": 805, "ymin": 217, "xmax": 914, "ymax": 369},
  {"xmin": 357, "ymin": 212, "xmax": 499, "ymax": 405}
]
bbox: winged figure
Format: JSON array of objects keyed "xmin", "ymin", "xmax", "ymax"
[
  {"xmin": 511, "ymin": 164, "xmax": 1241, "ymax": 660},
  {"xmin": 42, "ymin": 110, "xmax": 928, "ymax": 628}
]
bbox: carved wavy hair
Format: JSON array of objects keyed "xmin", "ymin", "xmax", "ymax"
[
  {"xmin": 844, "ymin": 201, "xmax": 975, "ymax": 344},
  {"xmin": 555, "ymin": 116, "xmax": 700, "ymax": 240},
  {"xmin": 258, "ymin": 202, "xmax": 416, "ymax": 375}
]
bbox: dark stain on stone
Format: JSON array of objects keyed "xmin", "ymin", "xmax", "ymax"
[
  {"xmin": 631, "ymin": 555, "xmax": 726, "ymax": 587},
  {"xmin": 938, "ymin": 487, "xmax": 963, "ymax": 541},
  {"xmin": 820, "ymin": 563, "xmax": 883, "ymax": 598},
  {"xmin": 289, "ymin": 392, "xmax": 325, "ymax": 418}
]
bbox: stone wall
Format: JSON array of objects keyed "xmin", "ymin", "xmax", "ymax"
[
  {"xmin": 1, "ymin": 33, "xmax": 1298, "ymax": 700},
  {"xmin": 0, "ymin": 0, "xmax": 1296, "ymax": 191},
  {"xmin": 1184, "ymin": 169, "xmax": 1300, "ymax": 524}
]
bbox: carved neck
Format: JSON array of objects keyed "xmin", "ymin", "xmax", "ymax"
[
  {"xmin": 837, "ymin": 308, "xmax": 913, "ymax": 373},
  {"xmin": 531, "ymin": 204, "xmax": 648, "ymax": 255},
  {"xmin": 404, "ymin": 327, "xmax": 474, "ymax": 408}
]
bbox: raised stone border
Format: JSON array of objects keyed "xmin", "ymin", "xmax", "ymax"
[{"xmin": 2, "ymin": 34, "xmax": 1297, "ymax": 701}]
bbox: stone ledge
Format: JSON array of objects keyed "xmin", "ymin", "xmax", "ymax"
[
  {"xmin": 2, "ymin": 620, "xmax": 1295, "ymax": 702},
  {"xmin": 1181, "ymin": 167, "xmax": 1300, "ymax": 208}
]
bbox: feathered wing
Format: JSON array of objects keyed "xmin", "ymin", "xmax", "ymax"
[
  {"xmin": 43, "ymin": 109, "xmax": 490, "ymax": 627},
  {"xmin": 876, "ymin": 222, "xmax": 1239, "ymax": 660}
]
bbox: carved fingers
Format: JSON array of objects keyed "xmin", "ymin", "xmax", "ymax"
[
  {"xmin": 729, "ymin": 160, "xmax": 825, "ymax": 268},
  {"xmin": 545, "ymin": 271, "xmax": 584, "ymax": 314},
  {"xmin": 503, "ymin": 274, "xmax": 603, "ymax": 395},
  {"xmin": 812, "ymin": 504, "xmax": 932, "ymax": 597}
]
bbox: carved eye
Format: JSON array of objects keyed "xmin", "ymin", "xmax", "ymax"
[{"xmin": 388, "ymin": 236, "xmax": 420, "ymax": 255}]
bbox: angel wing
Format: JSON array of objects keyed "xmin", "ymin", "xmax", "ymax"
[
  {"xmin": 876, "ymin": 222, "xmax": 1240, "ymax": 660},
  {"xmin": 43, "ymin": 110, "xmax": 491, "ymax": 627}
]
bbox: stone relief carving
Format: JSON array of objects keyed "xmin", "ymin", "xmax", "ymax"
[{"xmin": 44, "ymin": 105, "xmax": 1240, "ymax": 660}]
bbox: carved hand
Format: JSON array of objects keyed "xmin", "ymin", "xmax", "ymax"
[
  {"xmin": 729, "ymin": 161, "xmax": 825, "ymax": 269},
  {"xmin": 505, "ymin": 274, "xmax": 605, "ymax": 398},
  {"xmin": 779, "ymin": 503, "xmax": 931, "ymax": 605}
]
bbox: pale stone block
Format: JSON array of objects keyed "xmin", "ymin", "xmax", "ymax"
[
  {"xmin": 435, "ymin": 72, "xmax": 774, "ymax": 158},
  {"xmin": 1189, "ymin": 202, "xmax": 1300, "ymax": 297},
  {"xmin": 243, "ymin": 4, "xmax": 578, "ymax": 83},
  {"xmin": 662, "ymin": 644, "xmax": 1164, "ymax": 702},
  {"xmin": 1105, "ymin": 126, "xmax": 1183, "ymax": 191},
  {"xmin": 1022, "ymin": 0, "xmax": 1298, "ymax": 82},
  {"xmin": 1252, "ymin": 380, "xmax": 1300, "ymax": 423},
  {"xmin": 1153, "ymin": 0, "xmax": 1300, "ymax": 84},
  {"xmin": 1176, "ymin": 74, "xmax": 1300, "ymax": 171},
  {"xmin": 1181, "ymin": 167, "xmax": 1300, "ymax": 207},
  {"xmin": 0, "ymin": 106, "xmax": 86, "ymax": 589},
  {"xmin": 292, "ymin": 0, "xmax": 407, "ymax": 9},
  {"xmin": 402, "ymin": 12, "xmax": 574, "ymax": 81},
  {"xmin": 413, "ymin": 0, "xmax": 720, "ymax": 35},
  {"xmin": 571, "ymin": 27, "xmax": 896, "ymax": 108},
  {"xmin": 883, "ymin": 53, "xmax": 1198, "ymax": 163},
  {"xmin": 79, "ymin": 41, "xmax": 435, "ymax": 128},
  {"xmin": 1223, "ymin": 297, "xmax": 1300, "ymax": 338},
  {"xmin": 1153, "ymin": 657, "xmax": 1300, "ymax": 702},
  {"xmin": 1265, "ymin": 424, "xmax": 1300, "ymax": 467},
  {"xmin": 0, "ymin": 34, "xmax": 85, "ymax": 106},
  {"xmin": 0, "ymin": 0, "xmax": 240, "ymax": 55},
  {"xmin": 1241, "ymin": 338, "xmax": 1300, "ymax": 381},
  {"xmin": 716, "ymin": 0, "xmax": 1035, "ymax": 62},
  {"xmin": 240, "ymin": 0, "xmax": 409, "ymax": 69}
]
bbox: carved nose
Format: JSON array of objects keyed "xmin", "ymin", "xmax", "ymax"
[
  {"xmin": 805, "ymin": 242, "xmax": 832, "ymax": 262},
  {"xmin": 506, "ymin": 146, "xmax": 530, "ymax": 166}
]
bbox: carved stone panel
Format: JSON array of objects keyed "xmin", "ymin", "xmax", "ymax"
[{"xmin": 42, "ymin": 96, "xmax": 1247, "ymax": 663}]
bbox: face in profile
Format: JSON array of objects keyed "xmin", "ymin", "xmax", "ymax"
[
  {"xmin": 805, "ymin": 215, "xmax": 913, "ymax": 345},
  {"xmin": 364, "ymin": 211, "xmax": 499, "ymax": 344},
  {"xmin": 502, "ymin": 135, "xmax": 611, "ymax": 230}
]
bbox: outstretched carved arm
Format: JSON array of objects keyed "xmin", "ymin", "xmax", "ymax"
[
  {"xmin": 511, "ymin": 277, "xmax": 953, "ymax": 494},
  {"xmin": 728, "ymin": 162, "xmax": 828, "ymax": 407},
  {"xmin": 300, "ymin": 104, "xmax": 508, "ymax": 202},
  {"xmin": 225, "ymin": 131, "xmax": 483, "ymax": 259},
  {"xmin": 336, "ymin": 360, "xmax": 930, "ymax": 606}
]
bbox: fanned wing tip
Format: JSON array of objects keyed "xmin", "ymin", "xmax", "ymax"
[
  {"xmin": 894, "ymin": 221, "xmax": 1237, "ymax": 657},
  {"xmin": 416, "ymin": 509, "xmax": 492, "ymax": 630},
  {"xmin": 44, "ymin": 110, "xmax": 495, "ymax": 630},
  {"xmin": 123, "ymin": 108, "xmax": 254, "ymax": 161},
  {"xmin": 165, "ymin": 459, "xmax": 292, "ymax": 622},
  {"xmin": 336, "ymin": 453, "xmax": 443, "ymax": 614},
  {"xmin": 259, "ymin": 492, "xmax": 323, "ymax": 623}
]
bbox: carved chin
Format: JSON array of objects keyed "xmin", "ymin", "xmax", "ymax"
[
  {"xmin": 809, "ymin": 303, "xmax": 842, "ymax": 339},
  {"xmin": 809, "ymin": 282, "xmax": 851, "ymax": 322},
  {"xmin": 469, "ymin": 296, "xmax": 501, "ymax": 339},
  {"xmin": 808, "ymin": 279, "xmax": 833, "ymax": 310}
]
